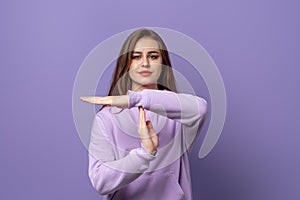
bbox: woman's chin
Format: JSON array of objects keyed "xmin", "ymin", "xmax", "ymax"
[{"xmin": 132, "ymin": 81, "xmax": 158, "ymax": 91}]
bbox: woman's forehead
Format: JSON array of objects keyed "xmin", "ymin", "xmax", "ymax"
[{"xmin": 134, "ymin": 37, "xmax": 160, "ymax": 52}]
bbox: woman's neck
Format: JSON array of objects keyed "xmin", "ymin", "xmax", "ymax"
[{"xmin": 131, "ymin": 83, "xmax": 158, "ymax": 92}]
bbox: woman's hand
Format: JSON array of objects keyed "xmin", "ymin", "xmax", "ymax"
[
  {"xmin": 80, "ymin": 95, "xmax": 129, "ymax": 108},
  {"xmin": 138, "ymin": 106, "xmax": 158, "ymax": 155}
]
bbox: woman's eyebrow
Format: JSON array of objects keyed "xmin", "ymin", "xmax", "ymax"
[
  {"xmin": 147, "ymin": 51, "xmax": 160, "ymax": 54},
  {"xmin": 132, "ymin": 50, "xmax": 160, "ymax": 54}
]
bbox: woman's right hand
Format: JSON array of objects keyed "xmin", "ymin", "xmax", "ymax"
[
  {"xmin": 138, "ymin": 106, "xmax": 158, "ymax": 155},
  {"xmin": 80, "ymin": 95, "xmax": 129, "ymax": 108}
]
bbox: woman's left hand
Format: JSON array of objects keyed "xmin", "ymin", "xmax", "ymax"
[{"xmin": 80, "ymin": 95, "xmax": 129, "ymax": 108}]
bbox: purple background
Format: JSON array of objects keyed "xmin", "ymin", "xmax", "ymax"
[{"xmin": 1, "ymin": 0, "xmax": 299, "ymax": 199}]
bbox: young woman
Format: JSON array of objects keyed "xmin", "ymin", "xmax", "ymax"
[{"xmin": 80, "ymin": 28, "xmax": 207, "ymax": 200}]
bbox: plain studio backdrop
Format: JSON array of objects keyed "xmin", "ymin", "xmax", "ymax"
[{"xmin": 1, "ymin": 1, "xmax": 299, "ymax": 200}]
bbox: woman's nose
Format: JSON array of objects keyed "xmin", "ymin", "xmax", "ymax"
[{"xmin": 142, "ymin": 55, "xmax": 150, "ymax": 67}]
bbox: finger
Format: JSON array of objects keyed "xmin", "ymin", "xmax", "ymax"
[
  {"xmin": 139, "ymin": 107, "xmax": 146, "ymax": 127},
  {"xmin": 139, "ymin": 107, "xmax": 142, "ymax": 127},
  {"xmin": 80, "ymin": 97, "xmax": 96, "ymax": 104},
  {"xmin": 152, "ymin": 134, "xmax": 159, "ymax": 148},
  {"xmin": 139, "ymin": 107, "xmax": 151, "ymax": 139},
  {"xmin": 80, "ymin": 96, "xmax": 109, "ymax": 105},
  {"xmin": 80, "ymin": 96, "xmax": 89, "ymax": 102},
  {"xmin": 146, "ymin": 120, "xmax": 153, "ymax": 128},
  {"xmin": 146, "ymin": 121, "xmax": 158, "ymax": 147},
  {"xmin": 146, "ymin": 121, "xmax": 157, "ymax": 138}
]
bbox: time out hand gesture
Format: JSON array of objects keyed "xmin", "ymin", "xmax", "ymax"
[
  {"xmin": 138, "ymin": 107, "xmax": 158, "ymax": 155},
  {"xmin": 80, "ymin": 95, "xmax": 129, "ymax": 108}
]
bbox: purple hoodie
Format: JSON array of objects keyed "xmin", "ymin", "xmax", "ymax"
[{"xmin": 88, "ymin": 89, "xmax": 207, "ymax": 200}]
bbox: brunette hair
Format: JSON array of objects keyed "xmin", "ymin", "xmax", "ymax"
[{"xmin": 100, "ymin": 28, "xmax": 177, "ymax": 110}]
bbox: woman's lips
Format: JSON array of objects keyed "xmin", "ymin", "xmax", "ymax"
[{"xmin": 138, "ymin": 71, "xmax": 152, "ymax": 76}]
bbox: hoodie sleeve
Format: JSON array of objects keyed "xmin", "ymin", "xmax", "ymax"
[
  {"xmin": 127, "ymin": 89, "xmax": 207, "ymax": 127},
  {"xmin": 88, "ymin": 114, "xmax": 155, "ymax": 195},
  {"xmin": 127, "ymin": 89, "xmax": 208, "ymax": 150}
]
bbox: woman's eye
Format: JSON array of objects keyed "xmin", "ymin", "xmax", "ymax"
[
  {"xmin": 149, "ymin": 55, "xmax": 159, "ymax": 60},
  {"xmin": 132, "ymin": 55, "xmax": 141, "ymax": 60}
]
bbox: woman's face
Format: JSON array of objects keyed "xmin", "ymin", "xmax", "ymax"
[{"xmin": 128, "ymin": 37, "xmax": 162, "ymax": 91}]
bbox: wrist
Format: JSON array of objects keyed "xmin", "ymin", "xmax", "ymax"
[{"xmin": 140, "ymin": 142, "xmax": 157, "ymax": 156}]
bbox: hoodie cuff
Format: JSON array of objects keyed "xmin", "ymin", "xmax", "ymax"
[
  {"xmin": 140, "ymin": 143, "xmax": 158, "ymax": 157},
  {"xmin": 132, "ymin": 147, "xmax": 156, "ymax": 162},
  {"xmin": 127, "ymin": 90, "xmax": 148, "ymax": 108}
]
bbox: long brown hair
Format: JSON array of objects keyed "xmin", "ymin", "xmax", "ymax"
[{"xmin": 100, "ymin": 28, "xmax": 177, "ymax": 110}]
